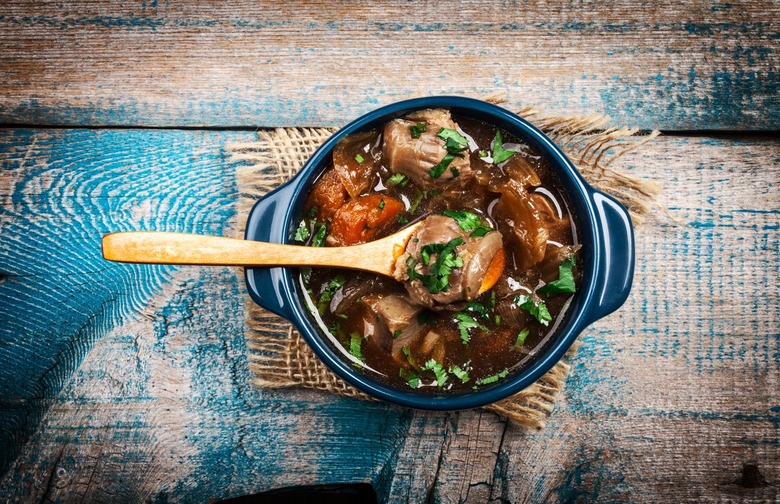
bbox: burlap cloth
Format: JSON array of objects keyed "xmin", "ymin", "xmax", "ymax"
[{"xmin": 227, "ymin": 94, "xmax": 660, "ymax": 429}]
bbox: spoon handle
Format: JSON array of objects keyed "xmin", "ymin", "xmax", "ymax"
[{"xmin": 101, "ymin": 229, "xmax": 417, "ymax": 276}]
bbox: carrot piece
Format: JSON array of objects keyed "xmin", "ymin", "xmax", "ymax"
[
  {"xmin": 307, "ymin": 169, "xmax": 348, "ymax": 220},
  {"xmin": 479, "ymin": 247, "xmax": 505, "ymax": 294},
  {"xmin": 329, "ymin": 194, "xmax": 405, "ymax": 246}
]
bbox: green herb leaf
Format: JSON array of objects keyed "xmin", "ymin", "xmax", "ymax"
[
  {"xmin": 514, "ymin": 295, "xmax": 552, "ymax": 326},
  {"xmin": 410, "ymin": 122, "xmax": 427, "ymax": 139},
  {"xmin": 387, "ymin": 173, "xmax": 408, "ymax": 187},
  {"xmin": 349, "ymin": 332, "xmax": 365, "ymax": 363},
  {"xmin": 465, "ymin": 301, "xmax": 488, "ymax": 318},
  {"xmin": 515, "ymin": 328, "xmax": 530, "ymax": 348},
  {"xmin": 449, "ymin": 364, "xmax": 470, "ymax": 383},
  {"xmin": 441, "ymin": 210, "xmax": 492, "ymax": 237},
  {"xmin": 475, "ymin": 369, "xmax": 509, "ymax": 386},
  {"xmin": 306, "ymin": 206, "xmax": 318, "ymax": 218},
  {"xmin": 311, "ymin": 222, "xmax": 327, "ymax": 247},
  {"xmin": 423, "ymin": 359, "xmax": 448, "ymax": 388},
  {"xmin": 537, "ymin": 257, "xmax": 577, "ymax": 296},
  {"xmin": 400, "ymin": 367, "xmax": 421, "ymax": 388},
  {"xmin": 430, "ymin": 153, "xmax": 456, "ymax": 179},
  {"xmin": 401, "ymin": 345, "xmax": 417, "ymax": 368},
  {"xmin": 408, "ymin": 238, "xmax": 464, "ymax": 294},
  {"xmin": 397, "ymin": 214, "xmax": 409, "ymax": 225},
  {"xmin": 409, "ymin": 186, "xmax": 424, "ymax": 213},
  {"xmin": 318, "ymin": 277, "xmax": 346, "ymax": 312},
  {"xmin": 491, "ymin": 129, "xmax": 516, "ymax": 164},
  {"xmin": 355, "ymin": 153, "xmax": 365, "ymax": 163},
  {"xmin": 294, "ymin": 220, "xmax": 310, "ymax": 242},
  {"xmin": 301, "ymin": 267, "xmax": 312, "ymax": 286},
  {"xmin": 429, "ymin": 128, "xmax": 469, "ymax": 179},
  {"xmin": 454, "ymin": 312, "xmax": 488, "ymax": 344},
  {"xmin": 437, "ymin": 128, "xmax": 469, "ymax": 152},
  {"xmin": 378, "ymin": 198, "xmax": 385, "ymax": 210}
]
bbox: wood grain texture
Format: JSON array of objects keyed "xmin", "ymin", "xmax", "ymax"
[
  {"xmin": 0, "ymin": 0, "xmax": 778, "ymax": 130},
  {"xmin": 1, "ymin": 131, "xmax": 778, "ymax": 502},
  {"xmin": 0, "ymin": 128, "xmax": 247, "ymax": 481}
]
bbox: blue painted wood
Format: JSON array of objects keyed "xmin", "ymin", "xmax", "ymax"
[
  {"xmin": 0, "ymin": 1, "xmax": 778, "ymax": 130},
  {"xmin": 0, "ymin": 128, "xmax": 240, "ymax": 476},
  {"xmin": 0, "ymin": 132, "xmax": 778, "ymax": 501},
  {"xmin": 0, "ymin": 128, "xmax": 418, "ymax": 501}
]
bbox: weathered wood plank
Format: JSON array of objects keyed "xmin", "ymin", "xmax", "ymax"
[
  {"xmin": 1, "ymin": 132, "xmax": 778, "ymax": 502},
  {"xmin": 0, "ymin": 128, "xmax": 249, "ymax": 480},
  {"xmin": 1, "ymin": 0, "xmax": 778, "ymax": 130}
]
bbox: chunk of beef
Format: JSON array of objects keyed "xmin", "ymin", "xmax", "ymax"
[
  {"xmin": 358, "ymin": 293, "xmax": 422, "ymax": 354},
  {"xmin": 394, "ymin": 215, "xmax": 503, "ymax": 308},
  {"xmin": 383, "ymin": 109, "xmax": 472, "ymax": 189}
]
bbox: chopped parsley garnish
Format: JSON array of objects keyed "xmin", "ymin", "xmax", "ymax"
[
  {"xmin": 306, "ymin": 206, "xmax": 318, "ymax": 218},
  {"xmin": 393, "ymin": 329, "xmax": 401, "ymax": 339},
  {"xmin": 437, "ymin": 128, "xmax": 469, "ymax": 152},
  {"xmin": 430, "ymin": 153, "xmax": 457, "ymax": 179},
  {"xmin": 300, "ymin": 267, "xmax": 312, "ymax": 285},
  {"xmin": 449, "ymin": 364, "xmax": 470, "ymax": 383},
  {"xmin": 311, "ymin": 222, "xmax": 327, "ymax": 247},
  {"xmin": 378, "ymin": 198, "xmax": 386, "ymax": 210},
  {"xmin": 349, "ymin": 332, "xmax": 365, "ymax": 363},
  {"xmin": 294, "ymin": 220, "xmax": 310, "ymax": 242},
  {"xmin": 400, "ymin": 367, "xmax": 421, "ymax": 388},
  {"xmin": 401, "ymin": 345, "xmax": 417, "ymax": 367},
  {"xmin": 465, "ymin": 301, "xmax": 488, "ymax": 318},
  {"xmin": 387, "ymin": 173, "xmax": 409, "ymax": 187},
  {"xmin": 454, "ymin": 312, "xmax": 488, "ymax": 344},
  {"xmin": 423, "ymin": 359, "xmax": 448, "ymax": 388},
  {"xmin": 318, "ymin": 277, "xmax": 346, "ymax": 312},
  {"xmin": 409, "ymin": 186, "xmax": 424, "ymax": 213},
  {"xmin": 355, "ymin": 153, "xmax": 365, "ymax": 163},
  {"xmin": 397, "ymin": 214, "xmax": 409, "ymax": 225},
  {"xmin": 408, "ymin": 238, "xmax": 464, "ymax": 294},
  {"xmin": 475, "ymin": 369, "xmax": 509, "ymax": 386},
  {"xmin": 441, "ymin": 210, "xmax": 492, "ymax": 237},
  {"xmin": 491, "ymin": 129, "xmax": 516, "ymax": 164},
  {"xmin": 514, "ymin": 294, "xmax": 552, "ymax": 326},
  {"xmin": 410, "ymin": 122, "xmax": 427, "ymax": 139},
  {"xmin": 537, "ymin": 257, "xmax": 577, "ymax": 296},
  {"xmin": 429, "ymin": 128, "xmax": 469, "ymax": 179},
  {"xmin": 515, "ymin": 328, "xmax": 530, "ymax": 348}
]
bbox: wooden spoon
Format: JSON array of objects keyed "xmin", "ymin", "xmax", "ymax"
[{"xmin": 102, "ymin": 221, "xmax": 504, "ymax": 293}]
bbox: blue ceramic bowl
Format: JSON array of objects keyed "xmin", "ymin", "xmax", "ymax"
[{"xmin": 245, "ymin": 96, "xmax": 634, "ymax": 410}]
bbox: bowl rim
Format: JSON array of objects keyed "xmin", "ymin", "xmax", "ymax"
[{"xmin": 247, "ymin": 96, "xmax": 613, "ymax": 410}]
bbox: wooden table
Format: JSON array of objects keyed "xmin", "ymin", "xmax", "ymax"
[{"xmin": 1, "ymin": 2, "xmax": 778, "ymax": 502}]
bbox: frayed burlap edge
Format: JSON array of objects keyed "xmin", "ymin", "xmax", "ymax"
[{"xmin": 227, "ymin": 95, "xmax": 660, "ymax": 429}]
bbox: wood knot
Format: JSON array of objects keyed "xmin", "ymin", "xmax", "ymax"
[{"xmin": 733, "ymin": 463, "xmax": 768, "ymax": 489}]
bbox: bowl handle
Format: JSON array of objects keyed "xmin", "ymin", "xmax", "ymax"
[
  {"xmin": 585, "ymin": 190, "xmax": 635, "ymax": 325},
  {"xmin": 243, "ymin": 183, "xmax": 298, "ymax": 320}
]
